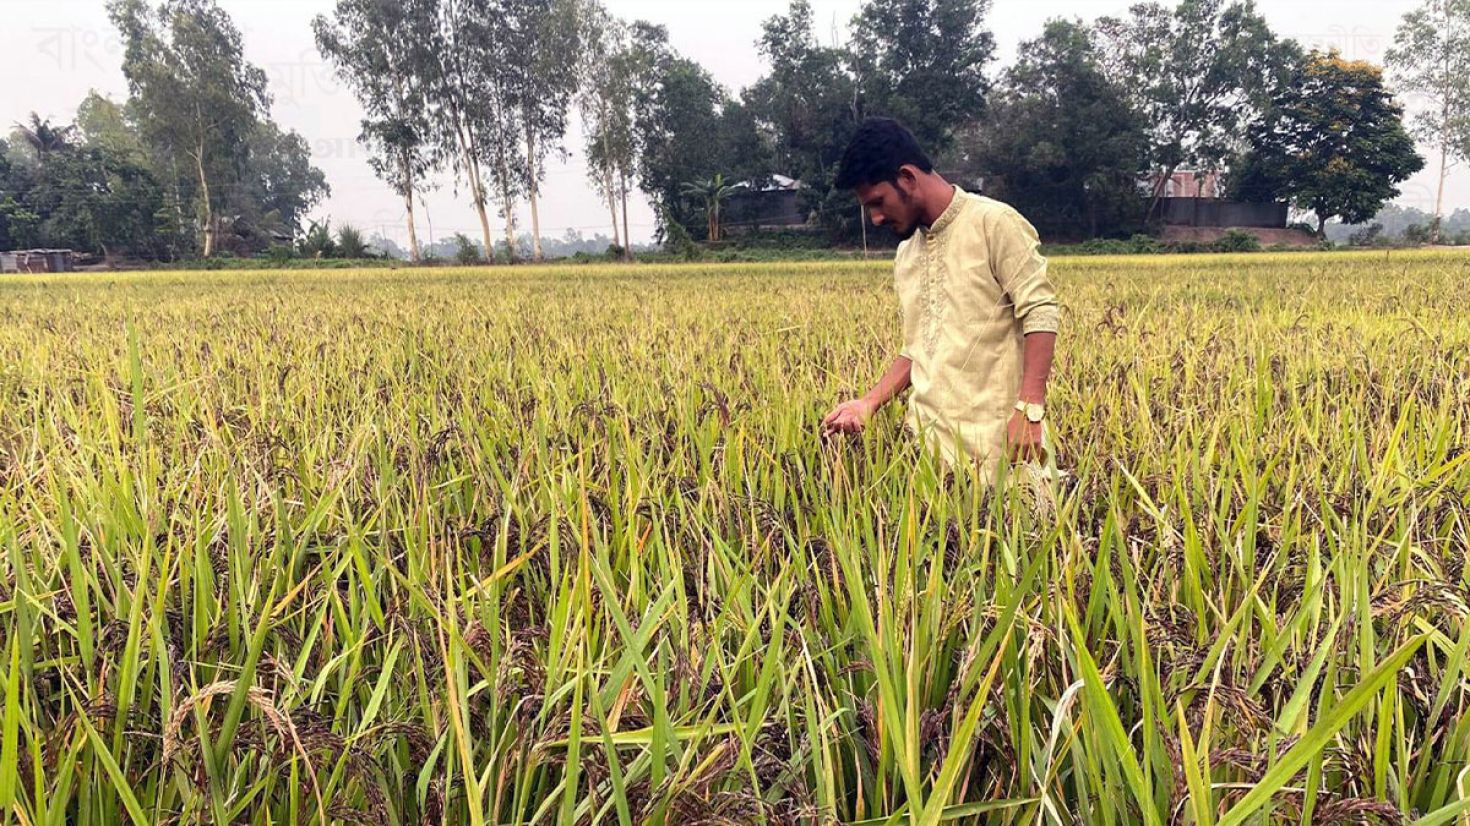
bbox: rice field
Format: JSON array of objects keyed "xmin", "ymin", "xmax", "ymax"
[{"xmin": 1, "ymin": 250, "xmax": 1468, "ymax": 825}]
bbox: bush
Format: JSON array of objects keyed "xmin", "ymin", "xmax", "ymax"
[
  {"xmin": 265, "ymin": 243, "xmax": 297, "ymax": 264},
  {"xmin": 1348, "ymin": 223, "xmax": 1385, "ymax": 247},
  {"xmin": 1212, "ymin": 229, "xmax": 1262, "ymax": 253},
  {"xmin": 1402, "ymin": 224, "xmax": 1431, "ymax": 246},
  {"xmin": 299, "ymin": 220, "xmax": 336, "ymax": 259},
  {"xmin": 336, "ymin": 224, "xmax": 369, "ymax": 259},
  {"xmin": 453, "ymin": 233, "xmax": 483, "ymax": 265}
]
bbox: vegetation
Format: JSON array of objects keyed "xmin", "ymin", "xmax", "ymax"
[
  {"xmin": 2, "ymin": 251, "xmax": 1468, "ymax": 823},
  {"xmin": 0, "ymin": 0, "xmax": 1445, "ymax": 260},
  {"xmin": 1233, "ymin": 52, "xmax": 1425, "ymax": 238},
  {"xmin": 1385, "ymin": 0, "xmax": 1470, "ymax": 244}
]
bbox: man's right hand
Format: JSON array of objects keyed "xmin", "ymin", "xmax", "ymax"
[{"xmin": 822, "ymin": 398, "xmax": 877, "ymax": 434}]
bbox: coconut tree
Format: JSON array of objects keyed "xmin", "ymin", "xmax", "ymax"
[
  {"xmin": 12, "ymin": 114, "xmax": 77, "ymax": 161},
  {"xmin": 680, "ymin": 173, "xmax": 743, "ymax": 242}
]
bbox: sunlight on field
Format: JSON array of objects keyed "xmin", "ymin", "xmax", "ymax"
[{"xmin": 1, "ymin": 250, "xmax": 1468, "ymax": 823}]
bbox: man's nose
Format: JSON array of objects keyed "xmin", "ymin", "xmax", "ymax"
[{"xmin": 869, "ymin": 210, "xmax": 885, "ymax": 226}]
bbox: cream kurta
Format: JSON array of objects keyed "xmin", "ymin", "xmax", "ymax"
[{"xmin": 894, "ymin": 188, "xmax": 1060, "ymax": 479}]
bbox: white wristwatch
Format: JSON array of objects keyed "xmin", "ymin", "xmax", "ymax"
[{"xmin": 1014, "ymin": 400, "xmax": 1046, "ymax": 423}]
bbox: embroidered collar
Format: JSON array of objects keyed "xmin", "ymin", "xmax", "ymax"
[{"xmin": 921, "ymin": 186, "xmax": 965, "ymax": 238}]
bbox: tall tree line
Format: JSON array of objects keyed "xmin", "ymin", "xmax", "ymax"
[
  {"xmin": 4, "ymin": 0, "xmax": 1453, "ymax": 258},
  {"xmin": 315, "ymin": 0, "xmax": 584, "ymax": 263},
  {"xmin": 0, "ymin": 0, "xmax": 327, "ymax": 260}
]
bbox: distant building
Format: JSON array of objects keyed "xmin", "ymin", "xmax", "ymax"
[
  {"xmin": 1152, "ymin": 169, "xmax": 1224, "ymax": 199},
  {"xmin": 1, "ymin": 249, "xmax": 75, "ymax": 273},
  {"xmin": 724, "ymin": 175, "xmax": 808, "ymax": 232},
  {"xmin": 1146, "ymin": 169, "xmax": 1287, "ymax": 230}
]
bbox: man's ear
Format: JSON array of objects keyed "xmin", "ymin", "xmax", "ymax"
[{"xmin": 894, "ymin": 165, "xmax": 923, "ymax": 197}]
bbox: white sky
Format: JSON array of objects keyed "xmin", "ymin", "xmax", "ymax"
[{"xmin": 3, "ymin": 0, "xmax": 1459, "ymax": 246}]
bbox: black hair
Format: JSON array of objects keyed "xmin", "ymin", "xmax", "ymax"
[{"xmin": 834, "ymin": 118, "xmax": 934, "ymax": 190}]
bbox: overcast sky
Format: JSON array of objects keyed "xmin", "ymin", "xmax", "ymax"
[{"xmin": 4, "ymin": 0, "xmax": 1459, "ymax": 246}]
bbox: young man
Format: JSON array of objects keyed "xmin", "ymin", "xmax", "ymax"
[{"xmin": 822, "ymin": 118, "xmax": 1060, "ymax": 482}]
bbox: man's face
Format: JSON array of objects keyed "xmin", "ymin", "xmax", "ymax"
[{"xmin": 855, "ymin": 171, "xmax": 922, "ymax": 240}]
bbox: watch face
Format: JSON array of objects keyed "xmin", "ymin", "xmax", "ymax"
[{"xmin": 1026, "ymin": 405, "xmax": 1045, "ymax": 423}]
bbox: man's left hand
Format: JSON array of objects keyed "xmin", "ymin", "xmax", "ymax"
[{"xmin": 1006, "ymin": 410, "xmax": 1045, "ymax": 463}]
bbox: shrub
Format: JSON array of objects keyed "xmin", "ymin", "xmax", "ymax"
[
  {"xmin": 336, "ymin": 224, "xmax": 369, "ymax": 259},
  {"xmin": 1348, "ymin": 223, "xmax": 1385, "ymax": 247},
  {"xmin": 453, "ymin": 233, "xmax": 483, "ymax": 265},
  {"xmin": 1402, "ymin": 224, "xmax": 1431, "ymax": 246},
  {"xmin": 299, "ymin": 220, "xmax": 336, "ymax": 259},
  {"xmin": 1213, "ymin": 229, "xmax": 1262, "ymax": 253}
]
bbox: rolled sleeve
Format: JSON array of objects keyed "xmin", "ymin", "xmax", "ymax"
[{"xmin": 989, "ymin": 207, "xmax": 1060, "ymax": 335}]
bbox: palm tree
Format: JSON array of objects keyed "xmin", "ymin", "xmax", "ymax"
[
  {"xmin": 12, "ymin": 113, "xmax": 76, "ymax": 162},
  {"xmin": 681, "ymin": 174, "xmax": 744, "ymax": 242}
]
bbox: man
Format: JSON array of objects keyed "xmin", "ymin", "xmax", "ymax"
[{"xmin": 822, "ymin": 118, "xmax": 1060, "ymax": 482}]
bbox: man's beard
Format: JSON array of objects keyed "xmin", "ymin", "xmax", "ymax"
[{"xmin": 893, "ymin": 188, "xmax": 917, "ymax": 240}]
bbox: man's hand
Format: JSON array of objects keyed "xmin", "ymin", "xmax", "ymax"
[
  {"xmin": 823, "ymin": 397, "xmax": 877, "ymax": 434},
  {"xmin": 1006, "ymin": 409, "xmax": 1045, "ymax": 462}
]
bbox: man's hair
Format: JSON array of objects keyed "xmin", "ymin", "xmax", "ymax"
[{"xmin": 834, "ymin": 118, "xmax": 934, "ymax": 190}]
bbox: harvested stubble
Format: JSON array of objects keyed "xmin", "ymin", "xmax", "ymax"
[{"xmin": 0, "ymin": 249, "xmax": 1468, "ymax": 825}]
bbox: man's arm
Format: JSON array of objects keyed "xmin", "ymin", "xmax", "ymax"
[
  {"xmin": 823, "ymin": 355, "xmax": 912, "ymax": 434},
  {"xmin": 1019, "ymin": 332, "xmax": 1055, "ymax": 405},
  {"xmin": 1008, "ymin": 332, "xmax": 1056, "ymax": 461},
  {"xmin": 988, "ymin": 206, "xmax": 1060, "ymax": 461}
]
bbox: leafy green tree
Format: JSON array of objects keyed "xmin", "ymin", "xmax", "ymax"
[
  {"xmin": 424, "ymin": 0, "xmax": 501, "ymax": 262},
  {"xmin": 74, "ymin": 93, "xmax": 145, "ymax": 163},
  {"xmin": 1385, "ymin": 0, "xmax": 1470, "ymax": 243},
  {"xmin": 629, "ymin": 26, "xmax": 726, "ymax": 239},
  {"xmin": 451, "ymin": 231, "xmax": 483, "ymax": 264},
  {"xmin": 1097, "ymin": 0, "xmax": 1298, "ymax": 220},
  {"xmin": 29, "ymin": 145, "xmax": 169, "ymax": 258},
  {"xmin": 576, "ymin": 2, "xmax": 636, "ymax": 257},
  {"xmin": 848, "ymin": 0, "xmax": 995, "ymax": 154},
  {"xmin": 107, "ymin": 0, "xmax": 271, "ymax": 257},
  {"xmin": 0, "ymin": 136, "xmax": 42, "ymax": 249},
  {"xmin": 973, "ymin": 19, "xmax": 1148, "ymax": 239},
  {"xmin": 514, "ymin": 0, "xmax": 584, "ymax": 261},
  {"xmin": 680, "ymin": 174, "xmax": 744, "ymax": 242},
  {"xmin": 745, "ymin": 0, "xmax": 861, "ymax": 239},
  {"xmin": 228, "ymin": 120, "xmax": 329, "ymax": 250},
  {"xmin": 313, "ymin": 0, "xmax": 439, "ymax": 261},
  {"xmin": 11, "ymin": 115, "xmax": 76, "ymax": 161},
  {"xmin": 1237, "ymin": 51, "xmax": 1424, "ymax": 237}
]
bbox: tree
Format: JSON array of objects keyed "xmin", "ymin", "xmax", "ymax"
[
  {"xmin": 75, "ymin": 93, "xmax": 148, "ymax": 164},
  {"xmin": 314, "ymin": 0, "xmax": 439, "ymax": 261},
  {"xmin": 577, "ymin": 3, "xmax": 638, "ymax": 260},
  {"xmin": 848, "ymin": 0, "xmax": 995, "ymax": 154},
  {"xmin": 1385, "ymin": 0, "xmax": 1470, "ymax": 244},
  {"xmin": 629, "ymin": 26, "xmax": 731, "ymax": 240},
  {"xmin": 425, "ymin": 0, "xmax": 501, "ymax": 263},
  {"xmin": 29, "ymin": 145, "xmax": 169, "ymax": 258},
  {"xmin": 429, "ymin": 0, "xmax": 527, "ymax": 264},
  {"xmin": 971, "ymin": 19, "xmax": 1149, "ymax": 239},
  {"xmin": 1097, "ymin": 0, "xmax": 1298, "ymax": 221},
  {"xmin": 745, "ymin": 0, "xmax": 860, "ymax": 239},
  {"xmin": 451, "ymin": 231, "xmax": 483, "ymax": 264},
  {"xmin": 681, "ymin": 174, "xmax": 744, "ymax": 242},
  {"xmin": 223, "ymin": 120, "xmax": 329, "ymax": 253},
  {"xmin": 108, "ymin": 0, "xmax": 271, "ymax": 257},
  {"xmin": 11, "ymin": 114, "xmax": 76, "ymax": 161},
  {"xmin": 1237, "ymin": 51, "xmax": 1424, "ymax": 237},
  {"xmin": 515, "ymin": 0, "xmax": 584, "ymax": 261}
]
